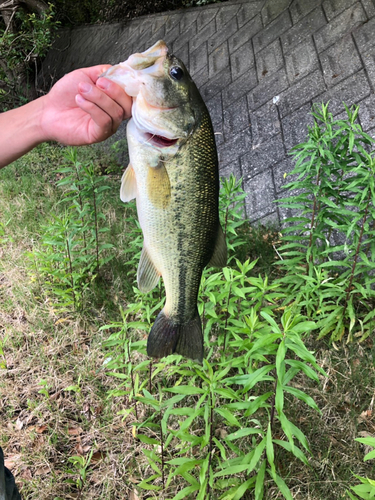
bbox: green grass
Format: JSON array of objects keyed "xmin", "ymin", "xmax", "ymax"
[{"xmin": 0, "ymin": 141, "xmax": 374, "ymax": 499}]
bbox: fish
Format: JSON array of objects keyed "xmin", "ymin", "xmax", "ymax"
[{"xmin": 102, "ymin": 40, "xmax": 227, "ymax": 362}]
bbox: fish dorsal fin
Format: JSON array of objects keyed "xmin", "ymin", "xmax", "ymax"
[
  {"xmin": 137, "ymin": 246, "xmax": 160, "ymax": 292},
  {"xmin": 120, "ymin": 164, "xmax": 137, "ymax": 202},
  {"xmin": 208, "ymin": 224, "xmax": 227, "ymax": 268}
]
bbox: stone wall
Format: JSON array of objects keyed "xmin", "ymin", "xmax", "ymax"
[{"xmin": 39, "ymin": 0, "xmax": 375, "ymax": 225}]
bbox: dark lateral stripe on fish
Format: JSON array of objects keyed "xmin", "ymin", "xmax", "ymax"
[{"xmin": 147, "ymin": 308, "xmax": 203, "ymax": 362}]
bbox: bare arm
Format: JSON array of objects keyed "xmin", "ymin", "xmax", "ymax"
[{"xmin": 0, "ymin": 65, "xmax": 132, "ymax": 169}]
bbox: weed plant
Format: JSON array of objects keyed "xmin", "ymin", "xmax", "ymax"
[
  {"xmin": 102, "ymin": 175, "xmax": 325, "ymax": 499},
  {"xmin": 277, "ymin": 103, "xmax": 375, "ymax": 342},
  {"xmin": 30, "ymin": 147, "xmax": 115, "ymax": 310},
  {"xmin": 1, "ymin": 132, "xmax": 375, "ymax": 498}
]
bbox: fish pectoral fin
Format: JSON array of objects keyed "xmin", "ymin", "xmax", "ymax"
[
  {"xmin": 120, "ymin": 164, "xmax": 137, "ymax": 202},
  {"xmin": 208, "ymin": 224, "xmax": 227, "ymax": 268},
  {"xmin": 137, "ymin": 246, "xmax": 160, "ymax": 292}
]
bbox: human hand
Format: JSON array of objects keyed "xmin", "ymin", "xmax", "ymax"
[{"xmin": 39, "ymin": 65, "xmax": 132, "ymax": 146}]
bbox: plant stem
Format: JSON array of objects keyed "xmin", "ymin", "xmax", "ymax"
[
  {"xmin": 160, "ymin": 408, "xmax": 165, "ymax": 490},
  {"xmin": 343, "ymin": 192, "xmax": 371, "ymax": 313},
  {"xmin": 205, "ymin": 392, "xmax": 214, "ymax": 498},
  {"xmin": 92, "ymin": 187, "xmax": 100, "ymax": 273},
  {"xmin": 308, "ymin": 165, "xmax": 321, "ymax": 263},
  {"xmin": 65, "ymin": 231, "xmax": 75, "ymax": 308}
]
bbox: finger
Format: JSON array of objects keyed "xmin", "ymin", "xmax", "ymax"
[
  {"xmin": 75, "ymin": 94, "xmax": 114, "ymax": 141},
  {"xmin": 77, "ymin": 64, "xmax": 113, "ymax": 85},
  {"xmin": 97, "ymin": 77, "xmax": 132, "ymax": 119},
  {"xmin": 78, "ymin": 82, "xmax": 125, "ymax": 131}
]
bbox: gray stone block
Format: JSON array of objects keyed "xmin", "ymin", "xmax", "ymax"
[
  {"xmin": 190, "ymin": 18, "xmax": 217, "ymax": 52},
  {"xmin": 228, "ymin": 14, "xmax": 262, "ymax": 53},
  {"xmin": 281, "ymin": 7, "xmax": 327, "ymax": 53},
  {"xmin": 253, "ymin": 9, "xmax": 292, "ymax": 53},
  {"xmin": 180, "ymin": 10, "xmax": 200, "ymax": 32},
  {"xmin": 216, "ymin": 4, "xmax": 241, "ymax": 29},
  {"xmin": 361, "ymin": 0, "xmax": 375, "ymax": 17},
  {"xmin": 358, "ymin": 94, "xmax": 375, "ymax": 131},
  {"xmin": 217, "ymin": 128, "xmax": 252, "ymax": 167},
  {"xmin": 244, "ymin": 169, "xmax": 277, "ymax": 220},
  {"xmin": 213, "ymin": 121, "xmax": 225, "ymax": 147},
  {"xmin": 254, "ymin": 210, "xmax": 280, "ymax": 227},
  {"xmin": 281, "ymin": 103, "xmax": 314, "ymax": 151},
  {"xmin": 285, "ymin": 36, "xmax": 320, "ymax": 84},
  {"xmin": 256, "ymin": 39, "xmax": 284, "ymax": 81},
  {"xmin": 209, "ymin": 42, "xmax": 230, "ymax": 78},
  {"xmin": 320, "ymin": 35, "xmax": 362, "ymax": 87},
  {"xmin": 200, "ymin": 67, "xmax": 232, "ymax": 101},
  {"xmin": 250, "ymin": 100, "xmax": 281, "ymax": 144},
  {"xmin": 219, "ymin": 158, "xmax": 243, "ymax": 181},
  {"xmin": 323, "ymin": 0, "xmax": 358, "ymax": 21},
  {"xmin": 223, "ymin": 68, "xmax": 258, "ymax": 107},
  {"xmin": 152, "ymin": 15, "xmax": 168, "ymax": 34},
  {"xmin": 197, "ymin": 9, "xmax": 217, "ymax": 32},
  {"xmin": 164, "ymin": 23, "xmax": 180, "ymax": 46},
  {"xmin": 173, "ymin": 43, "xmax": 189, "ymax": 71},
  {"xmin": 314, "ymin": 3, "xmax": 367, "ymax": 52},
  {"xmin": 290, "ymin": 0, "xmax": 321, "ymax": 24},
  {"xmin": 206, "ymin": 93, "xmax": 223, "ymax": 125},
  {"xmin": 353, "ymin": 15, "xmax": 375, "ymax": 51},
  {"xmin": 273, "ymin": 157, "xmax": 297, "ymax": 193},
  {"xmin": 208, "ymin": 16, "xmax": 238, "ymax": 54},
  {"xmin": 165, "ymin": 12, "xmax": 184, "ymax": 33},
  {"xmin": 190, "ymin": 41, "xmax": 208, "ymax": 76},
  {"xmin": 230, "ymin": 40, "xmax": 255, "ymax": 80},
  {"xmin": 172, "ymin": 22, "xmax": 196, "ymax": 53},
  {"xmin": 192, "ymin": 65, "xmax": 210, "ymax": 91},
  {"xmin": 237, "ymin": 1, "xmax": 264, "ymax": 28},
  {"xmin": 262, "ymin": 0, "xmax": 291, "ymax": 26},
  {"xmin": 248, "ymin": 68, "xmax": 289, "ymax": 111},
  {"xmin": 278, "ymin": 69, "xmax": 326, "ymax": 117},
  {"xmin": 316, "ymin": 69, "xmax": 371, "ymax": 115},
  {"xmin": 223, "ymin": 96, "xmax": 251, "ymax": 140},
  {"xmin": 241, "ymin": 133, "xmax": 285, "ymax": 179}
]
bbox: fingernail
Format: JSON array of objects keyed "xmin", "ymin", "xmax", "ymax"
[
  {"xmin": 97, "ymin": 78, "xmax": 110, "ymax": 90},
  {"xmin": 80, "ymin": 82, "xmax": 92, "ymax": 93}
]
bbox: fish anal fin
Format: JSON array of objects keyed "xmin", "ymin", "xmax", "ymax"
[
  {"xmin": 120, "ymin": 164, "xmax": 137, "ymax": 202},
  {"xmin": 147, "ymin": 309, "xmax": 203, "ymax": 363},
  {"xmin": 137, "ymin": 246, "xmax": 160, "ymax": 293},
  {"xmin": 208, "ymin": 224, "xmax": 227, "ymax": 268}
]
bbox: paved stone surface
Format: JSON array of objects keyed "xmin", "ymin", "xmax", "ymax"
[{"xmin": 39, "ymin": 0, "xmax": 375, "ymax": 225}]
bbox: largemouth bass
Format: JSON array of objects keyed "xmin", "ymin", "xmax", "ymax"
[{"xmin": 103, "ymin": 40, "xmax": 226, "ymax": 362}]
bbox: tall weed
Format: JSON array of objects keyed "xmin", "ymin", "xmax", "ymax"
[
  {"xmin": 277, "ymin": 103, "xmax": 375, "ymax": 342},
  {"xmin": 103, "ymin": 175, "xmax": 323, "ymax": 499}
]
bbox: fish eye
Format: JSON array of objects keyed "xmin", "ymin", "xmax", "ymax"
[{"xmin": 170, "ymin": 66, "xmax": 184, "ymax": 81}]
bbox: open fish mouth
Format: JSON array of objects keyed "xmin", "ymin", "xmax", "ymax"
[{"xmin": 145, "ymin": 133, "xmax": 179, "ymax": 148}]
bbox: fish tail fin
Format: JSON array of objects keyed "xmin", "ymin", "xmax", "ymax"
[{"xmin": 147, "ymin": 309, "xmax": 203, "ymax": 363}]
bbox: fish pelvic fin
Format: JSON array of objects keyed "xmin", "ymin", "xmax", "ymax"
[
  {"xmin": 147, "ymin": 309, "xmax": 203, "ymax": 363},
  {"xmin": 208, "ymin": 224, "xmax": 227, "ymax": 268},
  {"xmin": 120, "ymin": 164, "xmax": 137, "ymax": 202},
  {"xmin": 137, "ymin": 246, "xmax": 160, "ymax": 292}
]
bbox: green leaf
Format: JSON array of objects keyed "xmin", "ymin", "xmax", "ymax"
[
  {"xmin": 216, "ymin": 407, "xmax": 241, "ymax": 427},
  {"xmin": 268, "ymin": 468, "xmax": 293, "ymax": 500},
  {"xmin": 173, "ymin": 485, "xmax": 200, "ymax": 499},
  {"xmin": 226, "ymin": 428, "xmax": 261, "ymax": 441},
  {"xmin": 283, "ymin": 386, "xmax": 320, "ymax": 411},
  {"xmin": 247, "ymin": 438, "xmax": 266, "ymax": 474},
  {"xmin": 266, "ymin": 423, "xmax": 275, "ymax": 472},
  {"xmin": 255, "ymin": 459, "xmax": 266, "ymax": 500}
]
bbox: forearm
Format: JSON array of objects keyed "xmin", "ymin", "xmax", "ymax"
[{"xmin": 0, "ymin": 96, "xmax": 48, "ymax": 169}]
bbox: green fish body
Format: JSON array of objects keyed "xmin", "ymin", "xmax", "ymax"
[{"xmin": 103, "ymin": 41, "xmax": 226, "ymax": 362}]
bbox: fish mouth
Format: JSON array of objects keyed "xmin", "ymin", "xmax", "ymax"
[{"xmin": 145, "ymin": 132, "xmax": 179, "ymax": 148}]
